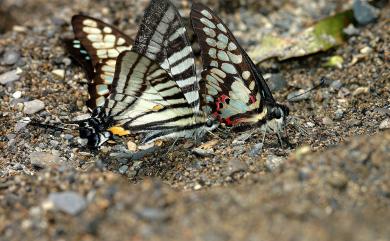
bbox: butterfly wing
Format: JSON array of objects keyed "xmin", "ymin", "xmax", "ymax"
[
  {"xmin": 191, "ymin": 3, "xmax": 277, "ymax": 125},
  {"xmin": 132, "ymin": 0, "xmax": 200, "ymax": 112},
  {"xmin": 69, "ymin": 15, "xmax": 133, "ymax": 108},
  {"xmin": 105, "ymin": 50, "xmax": 203, "ymax": 143},
  {"xmin": 64, "ymin": 39, "xmax": 95, "ymax": 80}
]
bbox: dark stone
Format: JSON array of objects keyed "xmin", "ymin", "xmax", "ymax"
[{"xmin": 353, "ymin": 0, "xmax": 379, "ymax": 25}]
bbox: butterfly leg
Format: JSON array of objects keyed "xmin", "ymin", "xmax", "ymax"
[
  {"xmin": 261, "ymin": 128, "xmax": 267, "ymax": 145},
  {"xmin": 276, "ymin": 132, "xmax": 283, "ymax": 147},
  {"xmin": 277, "ymin": 131, "xmax": 293, "ymax": 149},
  {"xmin": 166, "ymin": 137, "xmax": 180, "ymax": 155}
]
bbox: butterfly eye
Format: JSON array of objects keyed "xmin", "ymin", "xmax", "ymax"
[
  {"xmin": 272, "ymin": 108, "xmax": 282, "ymax": 119},
  {"xmin": 206, "ymin": 119, "xmax": 214, "ymax": 127},
  {"xmin": 79, "ymin": 127, "xmax": 92, "ymax": 138}
]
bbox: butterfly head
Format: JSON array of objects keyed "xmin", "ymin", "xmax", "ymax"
[
  {"xmin": 77, "ymin": 107, "xmax": 112, "ymax": 148},
  {"xmin": 264, "ymin": 103, "xmax": 289, "ymax": 134},
  {"xmin": 192, "ymin": 113, "xmax": 219, "ymax": 140}
]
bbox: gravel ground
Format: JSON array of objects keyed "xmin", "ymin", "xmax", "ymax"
[{"xmin": 0, "ymin": 0, "xmax": 389, "ymax": 240}]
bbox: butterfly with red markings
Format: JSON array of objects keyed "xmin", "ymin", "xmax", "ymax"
[
  {"xmin": 190, "ymin": 3, "xmax": 289, "ymax": 143},
  {"xmin": 66, "ymin": 15, "xmax": 133, "ymax": 109}
]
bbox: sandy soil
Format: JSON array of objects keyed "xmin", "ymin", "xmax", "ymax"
[{"xmin": 0, "ymin": 0, "xmax": 389, "ymax": 240}]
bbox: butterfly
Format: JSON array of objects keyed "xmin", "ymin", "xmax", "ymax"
[
  {"xmin": 65, "ymin": 15, "xmax": 133, "ymax": 109},
  {"xmin": 190, "ymin": 3, "xmax": 289, "ymax": 142},
  {"xmin": 77, "ymin": 0, "xmax": 218, "ymax": 147}
]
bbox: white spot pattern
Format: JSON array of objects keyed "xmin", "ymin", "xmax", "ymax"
[
  {"xmin": 208, "ymin": 48, "xmax": 217, "ymax": 59},
  {"xmin": 103, "ymin": 27, "xmax": 112, "ymax": 33},
  {"xmin": 217, "ymin": 50, "xmax": 229, "ymax": 61},
  {"xmin": 217, "ymin": 23, "xmax": 227, "ymax": 33},
  {"xmin": 83, "ymin": 19, "xmax": 98, "ymax": 27},
  {"xmin": 200, "ymin": 18, "xmax": 216, "ymax": 29},
  {"xmin": 203, "ymin": 27, "xmax": 216, "ymax": 38},
  {"xmin": 201, "ymin": 10, "xmax": 213, "ymax": 19},
  {"xmin": 242, "ymin": 71, "xmax": 250, "ymax": 80},
  {"xmin": 221, "ymin": 63, "xmax": 237, "ymax": 74}
]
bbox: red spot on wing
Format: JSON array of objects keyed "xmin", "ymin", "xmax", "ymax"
[
  {"xmin": 212, "ymin": 94, "xmax": 235, "ymax": 126},
  {"xmin": 249, "ymin": 95, "xmax": 256, "ymax": 104}
]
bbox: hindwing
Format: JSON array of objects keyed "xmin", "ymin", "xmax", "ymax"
[
  {"xmin": 68, "ymin": 15, "xmax": 133, "ymax": 108},
  {"xmin": 191, "ymin": 3, "xmax": 278, "ymax": 126}
]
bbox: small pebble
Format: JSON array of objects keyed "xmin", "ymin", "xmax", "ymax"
[
  {"xmin": 52, "ymin": 69, "xmax": 65, "ymax": 78},
  {"xmin": 265, "ymin": 155, "xmax": 285, "ymax": 172},
  {"xmin": 136, "ymin": 207, "xmax": 169, "ymax": 222},
  {"xmin": 248, "ymin": 143, "xmax": 263, "ymax": 157},
  {"xmin": 379, "ymin": 118, "xmax": 390, "ymax": 130},
  {"xmin": 352, "ymin": 87, "xmax": 369, "ymax": 96},
  {"xmin": 62, "ymin": 57, "xmax": 72, "ymax": 66},
  {"xmin": 118, "ymin": 165, "xmax": 129, "ymax": 174},
  {"xmin": 13, "ymin": 25, "xmax": 26, "ymax": 32},
  {"xmin": 294, "ymin": 145, "xmax": 311, "ymax": 160},
  {"xmin": 232, "ymin": 132, "xmax": 252, "ymax": 144},
  {"xmin": 23, "ymin": 99, "xmax": 45, "ymax": 114},
  {"xmin": 233, "ymin": 145, "xmax": 245, "ymax": 156},
  {"xmin": 48, "ymin": 191, "xmax": 87, "ymax": 215},
  {"xmin": 226, "ymin": 159, "xmax": 248, "ymax": 175},
  {"xmin": 265, "ymin": 73, "xmax": 287, "ymax": 91},
  {"xmin": 194, "ymin": 183, "xmax": 202, "ymax": 190},
  {"xmin": 360, "ymin": 46, "xmax": 373, "ymax": 54},
  {"xmin": 2, "ymin": 49, "xmax": 20, "ymax": 65},
  {"xmin": 334, "ymin": 109, "xmax": 344, "ymax": 120},
  {"xmin": 330, "ymin": 80, "xmax": 343, "ymax": 90},
  {"xmin": 118, "ymin": 158, "xmax": 129, "ymax": 165},
  {"xmin": 192, "ymin": 148, "xmax": 214, "ymax": 157},
  {"xmin": 14, "ymin": 119, "xmax": 29, "ymax": 132},
  {"xmin": 51, "ymin": 17, "xmax": 66, "ymax": 26},
  {"xmin": 0, "ymin": 69, "xmax": 20, "ymax": 85},
  {"xmin": 343, "ymin": 24, "xmax": 359, "ymax": 36},
  {"xmin": 353, "ymin": 0, "xmax": 379, "ymax": 25},
  {"xmin": 63, "ymin": 134, "xmax": 74, "ymax": 140},
  {"xmin": 127, "ymin": 141, "xmax": 137, "ymax": 152},
  {"xmin": 12, "ymin": 91, "xmax": 22, "ymax": 99},
  {"xmin": 322, "ymin": 117, "xmax": 333, "ymax": 125},
  {"xmin": 13, "ymin": 163, "xmax": 24, "ymax": 171},
  {"xmin": 305, "ymin": 122, "xmax": 315, "ymax": 128},
  {"xmin": 49, "ymin": 140, "xmax": 59, "ymax": 147},
  {"xmin": 327, "ymin": 171, "xmax": 348, "ymax": 190},
  {"xmin": 29, "ymin": 151, "xmax": 61, "ymax": 169},
  {"xmin": 349, "ymin": 119, "xmax": 362, "ymax": 127}
]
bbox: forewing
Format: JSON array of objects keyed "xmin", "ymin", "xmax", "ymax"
[
  {"xmin": 105, "ymin": 51, "xmax": 196, "ymax": 133},
  {"xmin": 70, "ymin": 15, "xmax": 133, "ymax": 108},
  {"xmin": 132, "ymin": 0, "xmax": 200, "ymax": 111}
]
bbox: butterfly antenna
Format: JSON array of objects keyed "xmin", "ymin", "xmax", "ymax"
[
  {"xmin": 287, "ymin": 76, "xmax": 326, "ymax": 101},
  {"xmin": 166, "ymin": 137, "xmax": 180, "ymax": 155},
  {"xmin": 28, "ymin": 118, "xmax": 71, "ymax": 132},
  {"xmin": 206, "ymin": 129, "xmax": 218, "ymax": 138}
]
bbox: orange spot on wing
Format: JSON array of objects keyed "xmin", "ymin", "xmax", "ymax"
[{"xmin": 108, "ymin": 126, "xmax": 130, "ymax": 136}]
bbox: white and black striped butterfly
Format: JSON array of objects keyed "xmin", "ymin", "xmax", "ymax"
[
  {"xmin": 78, "ymin": 0, "xmax": 218, "ymax": 147},
  {"xmin": 190, "ymin": 3, "xmax": 289, "ymax": 142},
  {"xmin": 66, "ymin": 15, "xmax": 133, "ymax": 108}
]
